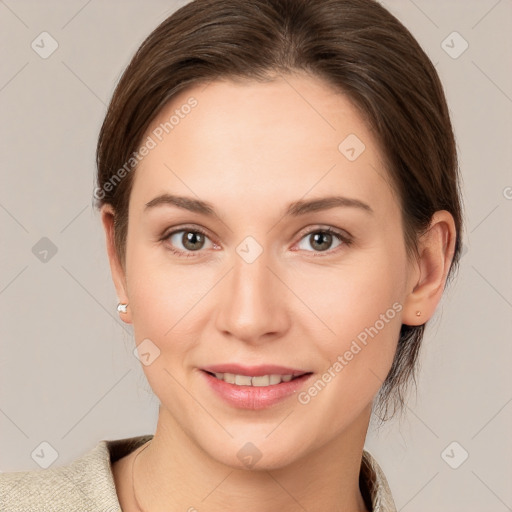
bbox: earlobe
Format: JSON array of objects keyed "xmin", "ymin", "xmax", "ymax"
[
  {"xmin": 100, "ymin": 204, "xmax": 132, "ymax": 324},
  {"xmin": 401, "ymin": 210, "xmax": 457, "ymax": 326}
]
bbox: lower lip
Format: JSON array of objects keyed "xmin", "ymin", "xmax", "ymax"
[{"xmin": 200, "ymin": 370, "xmax": 313, "ymax": 410}]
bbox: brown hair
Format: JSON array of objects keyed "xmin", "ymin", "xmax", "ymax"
[{"xmin": 95, "ymin": 0, "xmax": 464, "ymax": 421}]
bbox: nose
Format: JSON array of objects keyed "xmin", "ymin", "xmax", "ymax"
[{"xmin": 214, "ymin": 248, "xmax": 291, "ymax": 345}]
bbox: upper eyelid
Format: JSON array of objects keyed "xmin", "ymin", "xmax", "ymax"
[
  {"xmin": 163, "ymin": 225, "xmax": 215, "ymax": 243},
  {"xmin": 296, "ymin": 224, "xmax": 351, "ymax": 240}
]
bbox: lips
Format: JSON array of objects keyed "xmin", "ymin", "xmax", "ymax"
[{"xmin": 199, "ymin": 364, "xmax": 314, "ymax": 409}]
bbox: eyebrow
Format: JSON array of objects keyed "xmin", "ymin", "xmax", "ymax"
[{"xmin": 144, "ymin": 193, "xmax": 374, "ymax": 216}]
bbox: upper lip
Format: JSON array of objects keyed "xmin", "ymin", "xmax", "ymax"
[{"xmin": 201, "ymin": 364, "xmax": 311, "ymax": 377}]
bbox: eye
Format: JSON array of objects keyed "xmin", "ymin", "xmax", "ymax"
[
  {"xmin": 161, "ymin": 225, "xmax": 352, "ymax": 258},
  {"xmin": 295, "ymin": 227, "xmax": 352, "ymax": 255},
  {"xmin": 163, "ymin": 227, "xmax": 217, "ymax": 257}
]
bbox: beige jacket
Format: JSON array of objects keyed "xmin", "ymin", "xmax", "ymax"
[{"xmin": 0, "ymin": 434, "xmax": 396, "ymax": 511}]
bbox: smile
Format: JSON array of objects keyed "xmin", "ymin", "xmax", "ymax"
[
  {"xmin": 200, "ymin": 367, "xmax": 314, "ymax": 410},
  {"xmin": 205, "ymin": 371, "xmax": 306, "ymax": 386}
]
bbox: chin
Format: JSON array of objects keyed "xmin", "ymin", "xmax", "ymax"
[
  {"xmin": 192, "ymin": 425, "xmax": 314, "ymax": 472},
  {"xmin": 214, "ymin": 445, "xmax": 302, "ymax": 472}
]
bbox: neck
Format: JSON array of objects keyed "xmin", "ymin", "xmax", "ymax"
[{"xmin": 132, "ymin": 405, "xmax": 372, "ymax": 512}]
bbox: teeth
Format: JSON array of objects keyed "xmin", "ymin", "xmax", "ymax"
[
  {"xmin": 253, "ymin": 375, "xmax": 272, "ymax": 386},
  {"xmin": 211, "ymin": 372, "xmax": 298, "ymax": 386},
  {"xmin": 235, "ymin": 374, "xmax": 252, "ymax": 386},
  {"xmin": 223, "ymin": 373, "xmax": 235, "ymax": 384},
  {"xmin": 269, "ymin": 374, "xmax": 281, "ymax": 385}
]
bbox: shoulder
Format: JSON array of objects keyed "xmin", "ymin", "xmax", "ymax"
[
  {"xmin": 0, "ymin": 435, "xmax": 152, "ymax": 512},
  {"xmin": 361, "ymin": 449, "xmax": 397, "ymax": 512}
]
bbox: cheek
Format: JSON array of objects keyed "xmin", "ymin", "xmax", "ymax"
[
  {"xmin": 296, "ymin": 245, "xmax": 406, "ymax": 397},
  {"xmin": 125, "ymin": 260, "xmax": 207, "ymax": 401},
  {"xmin": 293, "ymin": 287, "xmax": 403, "ymax": 433},
  {"xmin": 125, "ymin": 243, "xmax": 216, "ymax": 354},
  {"xmin": 300, "ymin": 247, "xmax": 405, "ymax": 343}
]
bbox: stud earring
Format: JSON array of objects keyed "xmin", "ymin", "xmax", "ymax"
[
  {"xmin": 117, "ymin": 303, "xmax": 128, "ymax": 314},
  {"xmin": 415, "ymin": 310, "xmax": 421, "ymax": 317}
]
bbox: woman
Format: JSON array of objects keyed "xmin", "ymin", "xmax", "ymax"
[{"xmin": 0, "ymin": 0, "xmax": 463, "ymax": 510}]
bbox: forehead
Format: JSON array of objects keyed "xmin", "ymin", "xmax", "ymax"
[{"xmin": 130, "ymin": 73, "xmax": 397, "ymax": 218}]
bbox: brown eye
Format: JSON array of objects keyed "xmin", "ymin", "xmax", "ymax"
[
  {"xmin": 181, "ymin": 231, "xmax": 206, "ymax": 251},
  {"xmin": 165, "ymin": 228, "xmax": 214, "ymax": 256},
  {"xmin": 308, "ymin": 232, "xmax": 335, "ymax": 252},
  {"xmin": 296, "ymin": 228, "xmax": 350, "ymax": 254}
]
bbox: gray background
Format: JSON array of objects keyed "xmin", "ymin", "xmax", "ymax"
[{"xmin": 1, "ymin": 1, "xmax": 511, "ymax": 510}]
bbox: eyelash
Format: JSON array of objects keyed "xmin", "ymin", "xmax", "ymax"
[{"xmin": 160, "ymin": 225, "xmax": 353, "ymax": 258}]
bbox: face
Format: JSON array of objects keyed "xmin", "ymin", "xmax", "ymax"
[{"xmin": 110, "ymin": 73, "xmax": 419, "ymax": 469}]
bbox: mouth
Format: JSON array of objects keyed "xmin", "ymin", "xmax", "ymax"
[
  {"xmin": 202, "ymin": 370, "xmax": 312, "ymax": 387},
  {"xmin": 199, "ymin": 364, "xmax": 314, "ymax": 409}
]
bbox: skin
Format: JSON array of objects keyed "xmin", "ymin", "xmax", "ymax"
[{"xmin": 101, "ymin": 72, "xmax": 456, "ymax": 512}]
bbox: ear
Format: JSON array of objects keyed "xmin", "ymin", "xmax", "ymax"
[
  {"xmin": 100, "ymin": 204, "xmax": 132, "ymax": 324},
  {"xmin": 401, "ymin": 210, "xmax": 457, "ymax": 326}
]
